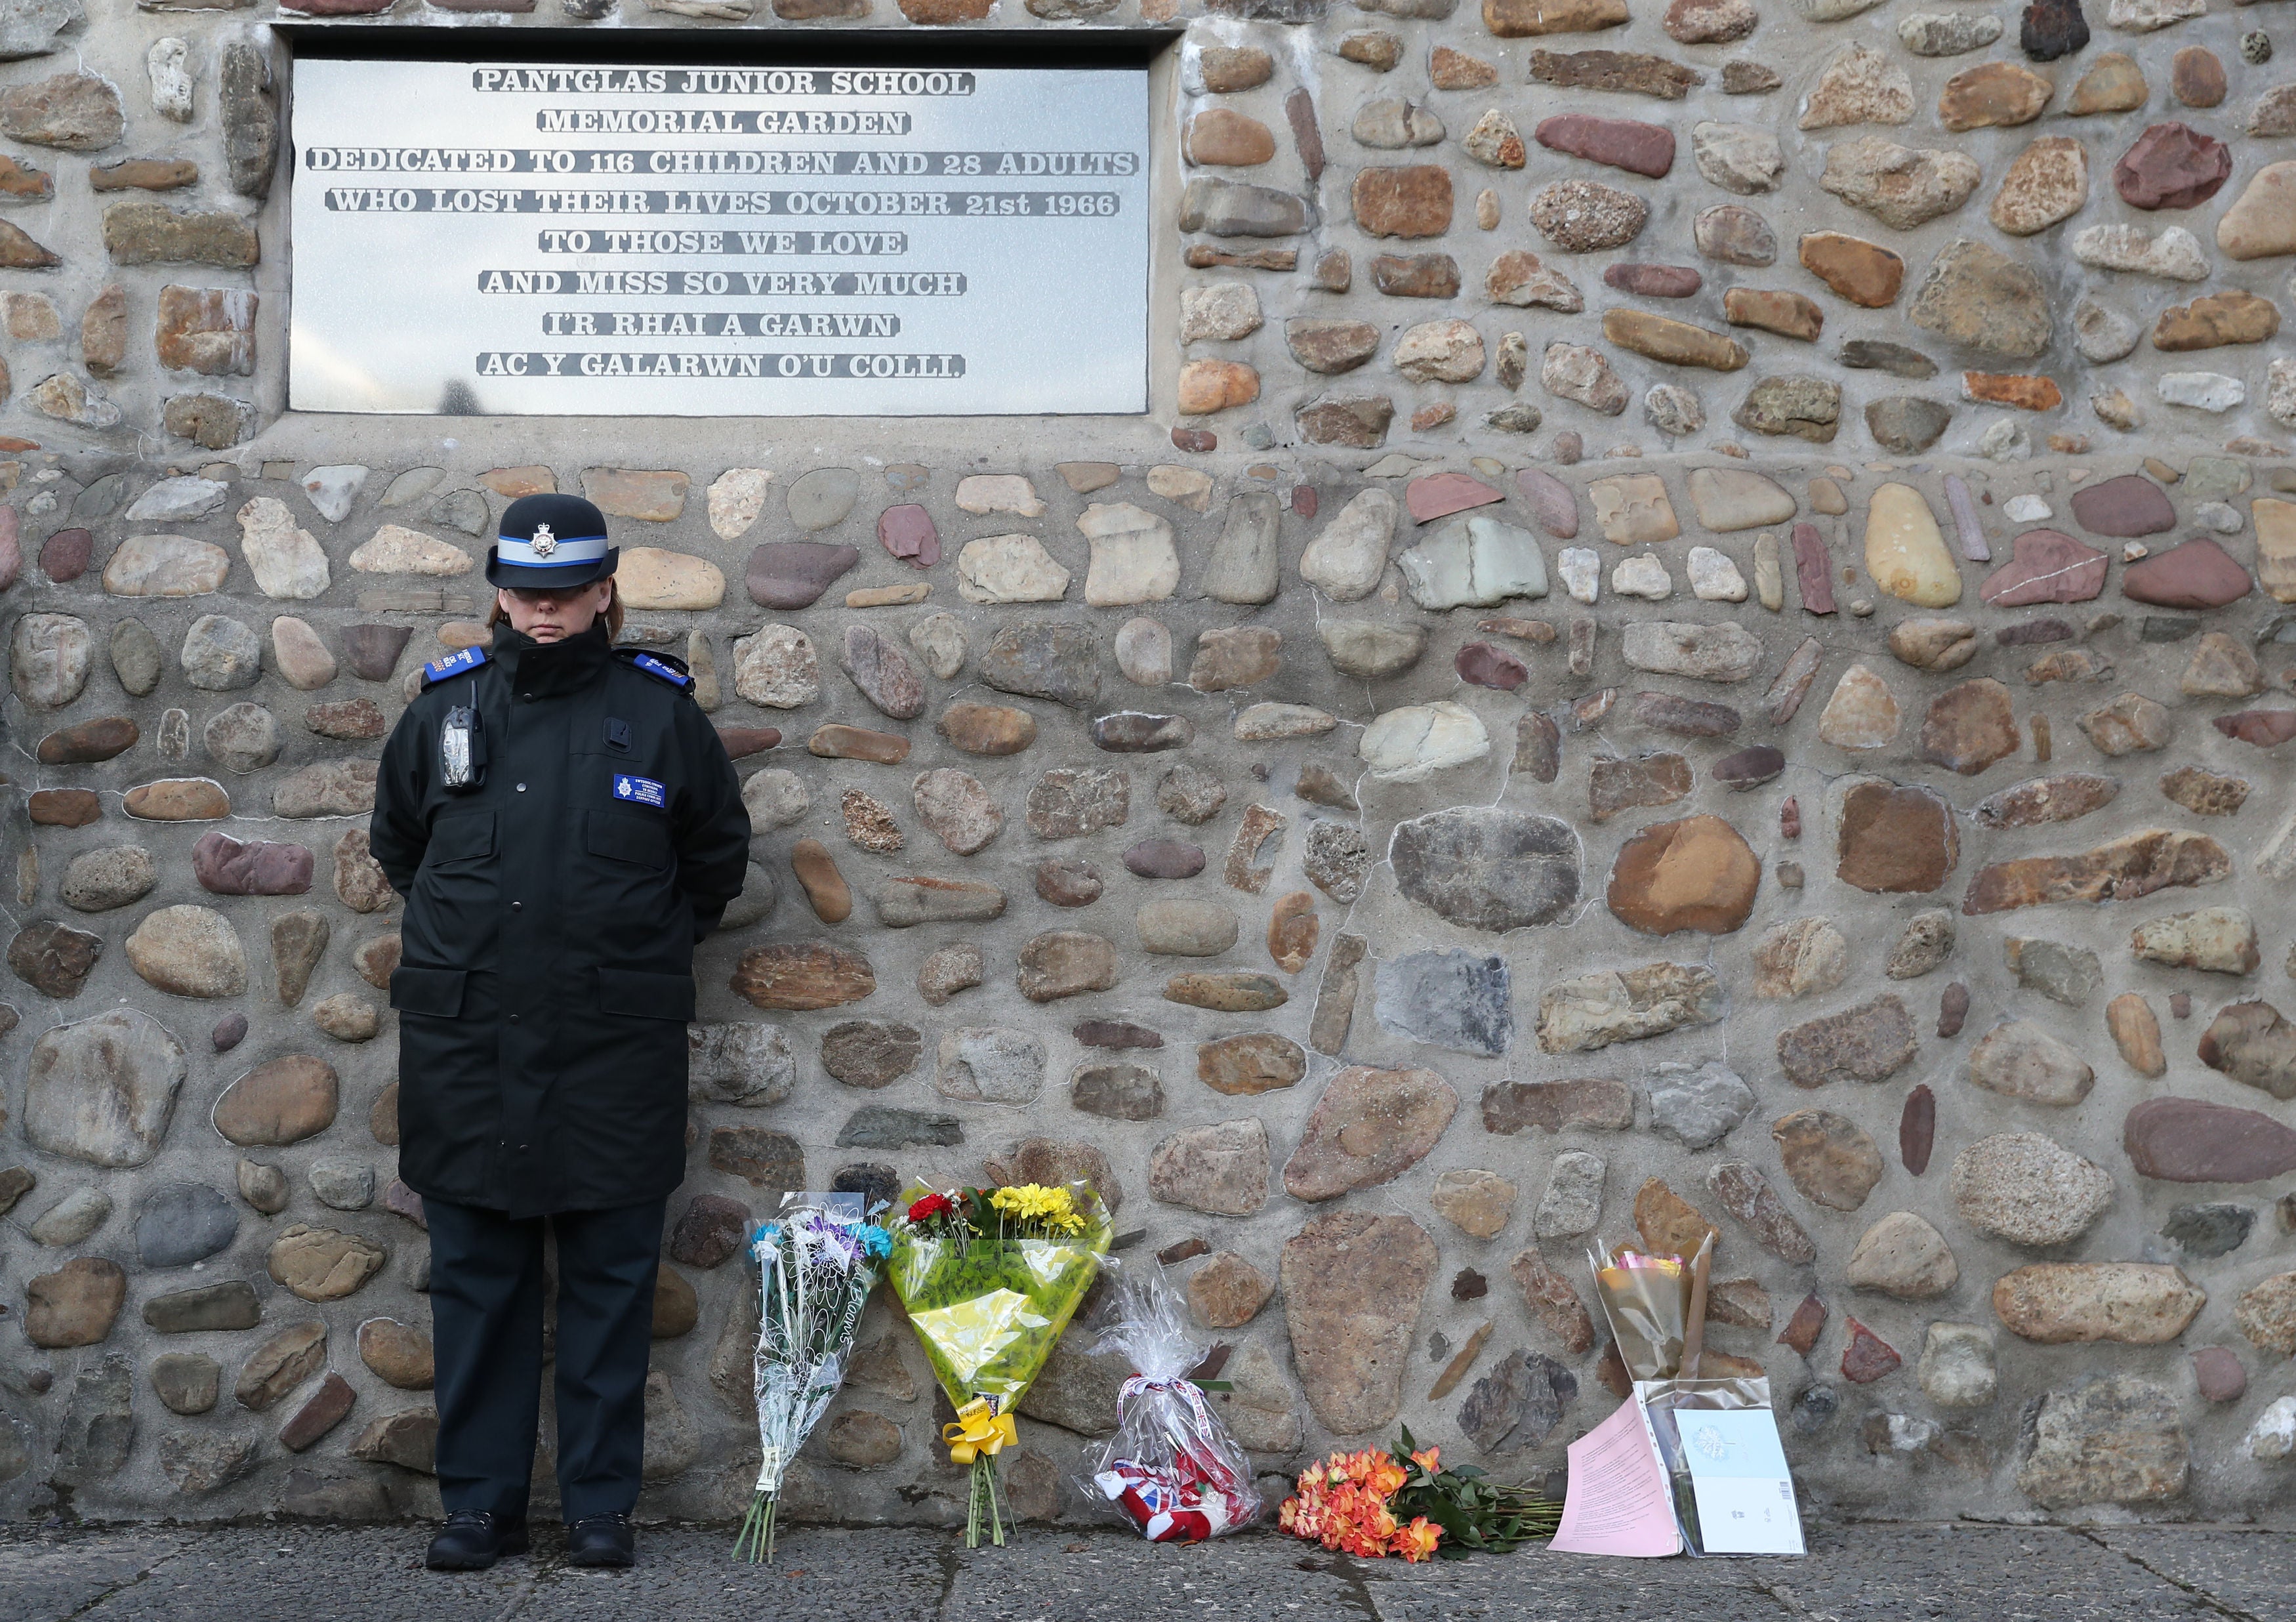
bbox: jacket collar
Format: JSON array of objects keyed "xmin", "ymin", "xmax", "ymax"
[{"xmin": 491, "ymin": 620, "xmax": 612, "ymax": 700}]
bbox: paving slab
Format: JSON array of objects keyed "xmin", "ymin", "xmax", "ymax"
[
  {"xmin": 4, "ymin": 1522, "xmax": 2293, "ymax": 1622},
  {"xmin": 2095, "ymin": 1528, "xmax": 2296, "ymax": 1622}
]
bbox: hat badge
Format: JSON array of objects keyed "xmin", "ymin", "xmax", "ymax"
[{"xmin": 529, "ymin": 523, "xmax": 557, "ymax": 558}]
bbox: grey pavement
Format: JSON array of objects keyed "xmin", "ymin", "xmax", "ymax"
[{"xmin": 3, "ymin": 1521, "xmax": 2292, "ymax": 1622}]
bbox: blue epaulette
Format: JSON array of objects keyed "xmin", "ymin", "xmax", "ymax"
[
  {"xmin": 420, "ymin": 644, "xmax": 489, "ymax": 687},
  {"xmin": 615, "ymin": 647, "xmax": 693, "ymax": 692}
]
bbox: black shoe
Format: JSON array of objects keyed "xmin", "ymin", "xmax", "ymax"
[
  {"xmin": 565, "ymin": 1512, "xmax": 635, "ymax": 1569},
  {"xmin": 426, "ymin": 1509, "xmax": 528, "ymax": 1571}
]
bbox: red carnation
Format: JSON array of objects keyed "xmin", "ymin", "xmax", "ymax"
[{"xmin": 907, "ymin": 1193, "xmax": 953, "ymax": 1224}]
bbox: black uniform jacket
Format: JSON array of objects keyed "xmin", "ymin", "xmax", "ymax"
[{"xmin": 369, "ymin": 622, "xmax": 750, "ymax": 1217}]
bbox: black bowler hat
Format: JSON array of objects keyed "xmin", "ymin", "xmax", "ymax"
[{"xmin": 485, "ymin": 493, "xmax": 620, "ymax": 589}]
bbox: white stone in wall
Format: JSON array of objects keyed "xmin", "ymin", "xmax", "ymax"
[
  {"xmin": 1178, "ymin": 282, "xmax": 1261, "ymax": 344},
  {"xmin": 1691, "ymin": 123, "xmax": 1784, "ymax": 196},
  {"xmin": 27, "ymin": 375, "xmax": 118, "ymax": 427},
  {"xmin": 1687, "ymin": 546, "xmax": 1748, "ymax": 602},
  {"xmin": 2105, "ymin": 0, "xmax": 2204, "ymax": 30},
  {"xmin": 1359, "ymin": 701, "xmax": 1490, "ymax": 783},
  {"xmin": 2070, "ymin": 223, "xmax": 2209, "ymax": 281},
  {"xmin": 101, "ymin": 535, "xmax": 228, "ymax": 597},
  {"xmin": 1393, "ymin": 318, "xmax": 1486, "ymax": 384},
  {"xmin": 148, "ymin": 37, "xmax": 191, "ymax": 123},
  {"xmin": 706, "ymin": 467, "xmax": 771, "ymax": 539},
  {"xmin": 731, "ymin": 625, "xmax": 819, "ymax": 709},
  {"xmin": 956, "ymin": 533, "xmax": 1070, "ymax": 604},
  {"xmin": 348, "ymin": 525, "xmax": 472, "ymax": 575},
  {"xmin": 1557, "ymin": 547, "xmax": 1600, "ymax": 604},
  {"xmin": 125, "ymin": 476, "xmax": 228, "ymax": 523},
  {"xmin": 1078, "ymin": 502, "xmax": 1179, "ymax": 608},
  {"xmin": 1396, "ymin": 514, "xmax": 1546, "ymax": 609},
  {"xmin": 1298, "ymin": 488, "xmax": 1396, "ymax": 602},
  {"xmin": 954, "ymin": 474, "xmax": 1045, "ymax": 516},
  {"xmin": 235, "ymin": 497, "xmax": 329, "ymax": 600},
  {"xmin": 1611, "ymin": 554, "xmax": 1673, "ymax": 600},
  {"xmin": 2159, "ymin": 373, "xmax": 2244, "ymax": 412},
  {"xmin": 2249, "ymin": 1396, "xmax": 2296, "ymax": 1461},
  {"xmin": 299, "ymin": 465, "xmax": 367, "ymax": 523}
]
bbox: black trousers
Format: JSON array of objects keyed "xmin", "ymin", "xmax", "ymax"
[{"xmin": 426, "ymin": 1196, "xmax": 667, "ymax": 1525}]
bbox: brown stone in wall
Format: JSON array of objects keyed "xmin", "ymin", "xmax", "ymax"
[
  {"xmin": 1283, "ymin": 1066, "xmax": 1458, "ymax": 1200},
  {"xmin": 1183, "ymin": 110, "xmax": 1275, "ymax": 167},
  {"xmin": 81, "ymin": 284, "xmax": 125, "ymax": 376},
  {"xmin": 0, "ymin": 73, "xmax": 124, "ymax": 152},
  {"xmin": 1961, "ymin": 830, "xmax": 2230, "ymax": 915},
  {"xmin": 155, "ymin": 286, "xmax": 256, "ymax": 377},
  {"xmin": 1837, "ymin": 781, "xmax": 1959, "ymax": 893},
  {"xmin": 1431, "ymin": 47, "xmax": 1499, "ymax": 89},
  {"xmin": 0, "ymin": 153, "xmax": 49, "ymax": 200},
  {"xmin": 1281, "ymin": 1212, "xmax": 1437, "ymax": 1434},
  {"xmin": 0, "ymin": 218, "xmax": 57, "ymax": 268},
  {"xmin": 1484, "ymin": 0, "xmax": 1627, "ymax": 33},
  {"xmin": 1351, "ymin": 166, "xmax": 1452, "ymax": 238},
  {"xmin": 1297, "ymin": 396, "xmax": 1392, "ymax": 447},
  {"xmin": 1510, "ymin": 1246, "xmax": 1597, "ymax": 1352},
  {"xmin": 1529, "ymin": 49, "xmax": 1704, "ymax": 100},
  {"xmin": 731, "ymin": 942, "xmax": 876, "ymax": 1010},
  {"xmin": 91, "ymin": 158, "xmax": 197, "ymax": 192},
  {"xmin": 103, "ymin": 202, "xmax": 258, "ymax": 267},
  {"xmin": 163, "ymin": 392, "xmax": 255, "ymax": 449},
  {"xmin": 1799, "ymin": 232, "xmax": 1904, "ymax": 308},
  {"xmin": 1370, "ymin": 253, "xmax": 1460, "ymax": 297}
]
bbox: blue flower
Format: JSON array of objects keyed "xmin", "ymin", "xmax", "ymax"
[
  {"xmin": 752, "ymin": 1223, "xmax": 781, "ymax": 1246},
  {"xmin": 860, "ymin": 1226, "xmax": 892, "ymax": 1259}
]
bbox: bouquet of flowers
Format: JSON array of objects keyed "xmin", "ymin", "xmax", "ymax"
[
  {"xmin": 887, "ymin": 1181, "xmax": 1111, "ymax": 1547},
  {"xmin": 1279, "ymin": 1428, "xmax": 1562, "ymax": 1561},
  {"xmin": 732, "ymin": 1192, "xmax": 891, "ymax": 1563},
  {"xmin": 1078, "ymin": 1260, "xmax": 1261, "ymax": 1542}
]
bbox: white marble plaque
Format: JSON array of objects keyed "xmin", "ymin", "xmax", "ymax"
[{"xmin": 289, "ymin": 58, "xmax": 1151, "ymax": 417}]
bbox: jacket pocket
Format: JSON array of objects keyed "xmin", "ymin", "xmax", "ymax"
[
  {"xmin": 585, "ymin": 810, "xmax": 670, "ymax": 871},
  {"xmin": 425, "ymin": 812, "xmax": 496, "ymax": 867},
  {"xmin": 390, "ymin": 965, "xmax": 468, "ymax": 1018},
  {"xmin": 597, "ymin": 967, "xmax": 696, "ymax": 1022}
]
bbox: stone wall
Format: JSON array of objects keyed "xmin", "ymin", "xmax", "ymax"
[{"xmin": 2, "ymin": 0, "xmax": 2296, "ymax": 1533}]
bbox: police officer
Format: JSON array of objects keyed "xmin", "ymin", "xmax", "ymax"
[{"xmin": 369, "ymin": 494, "xmax": 750, "ymax": 1571}]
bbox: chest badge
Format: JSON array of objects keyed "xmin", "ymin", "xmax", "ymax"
[{"xmin": 613, "ymin": 772, "xmax": 667, "ymax": 809}]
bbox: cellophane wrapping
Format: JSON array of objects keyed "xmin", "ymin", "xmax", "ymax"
[
  {"xmin": 1076, "ymin": 1260, "xmax": 1263, "ymax": 1542},
  {"xmin": 734, "ymin": 1192, "xmax": 888, "ymax": 1562},
  {"xmin": 1637, "ymin": 1377, "xmax": 1776, "ymax": 1556},
  {"xmin": 886, "ymin": 1194, "xmax": 1109, "ymax": 1416}
]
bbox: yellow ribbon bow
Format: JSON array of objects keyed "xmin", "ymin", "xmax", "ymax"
[{"xmin": 942, "ymin": 1398, "xmax": 1018, "ymax": 1465}]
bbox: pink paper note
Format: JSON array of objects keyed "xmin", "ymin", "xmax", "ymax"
[{"xmin": 1548, "ymin": 1398, "xmax": 1681, "ymax": 1558}]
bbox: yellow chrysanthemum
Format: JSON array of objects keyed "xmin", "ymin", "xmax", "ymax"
[{"xmin": 987, "ymin": 1183, "xmax": 1086, "ymax": 1233}]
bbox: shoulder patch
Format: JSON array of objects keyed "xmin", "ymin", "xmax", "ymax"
[
  {"xmin": 420, "ymin": 644, "xmax": 489, "ymax": 687},
  {"xmin": 617, "ymin": 648, "xmax": 693, "ymax": 692}
]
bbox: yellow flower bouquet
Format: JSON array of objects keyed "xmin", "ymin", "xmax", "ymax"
[{"xmin": 888, "ymin": 1182, "xmax": 1111, "ymax": 1547}]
